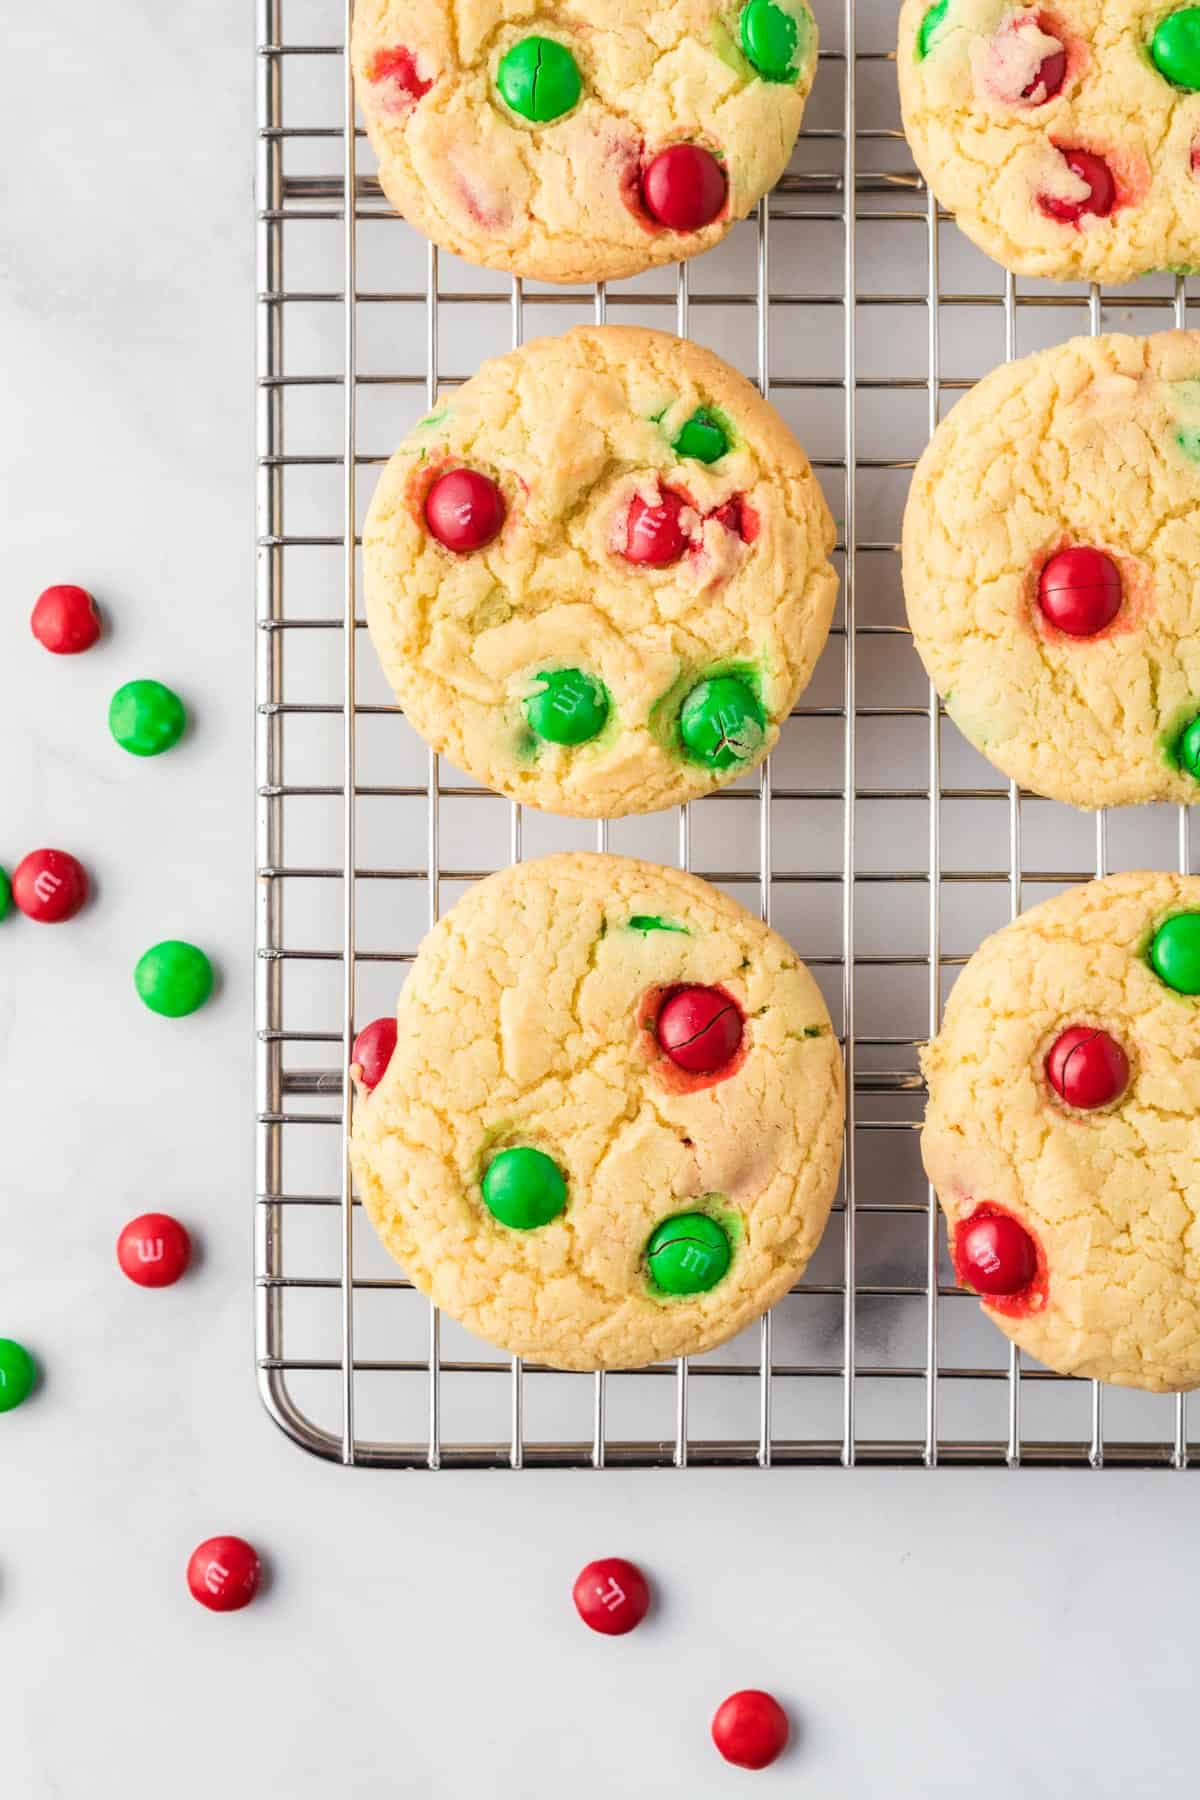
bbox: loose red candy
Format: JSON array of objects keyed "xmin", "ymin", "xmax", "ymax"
[
  {"xmin": 955, "ymin": 1211, "xmax": 1038, "ymax": 1298},
  {"xmin": 117, "ymin": 1213, "xmax": 192, "ymax": 1288},
  {"xmin": 31, "ymin": 584, "xmax": 101, "ymax": 655},
  {"xmin": 712, "ymin": 1690, "xmax": 790, "ymax": 1771},
  {"xmin": 1037, "ymin": 546, "xmax": 1122, "ymax": 637},
  {"xmin": 657, "ymin": 986, "xmax": 743, "ymax": 1074},
  {"xmin": 1038, "ymin": 147, "xmax": 1116, "ymax": 222},
  {"xmin": 572, "ymin": 1558, "xmax": 651, "ymax": 1636},
  {"xmin": 12, "ymin": 849, "xmax": 88, "ymax": 923},
  {"xmin": 424, "ymin": 469, "xmax": 505, "ymax": 553},
  {"xmin": 642, "ymin": 145, "xmax": 728, "ymax": 231},
  {"xmin": 623, "ymin": 489, "xmax": 689, "ymax": 565},
  {"xmin": 187, "ymin": 1536, "xmax": 261, "ymax": 1613},
  {"xmin": 1045, "ymin": 1025, "xmax": 1129, "ymax": 1109},
  {"xmin": 351, "ymin": 1017, "xmax": 398, "ymax": 1091}
]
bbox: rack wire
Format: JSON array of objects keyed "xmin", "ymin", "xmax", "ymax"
[{"xmin": 256, "ymin": 0, "xmax": 1199, "ymax": 1468}]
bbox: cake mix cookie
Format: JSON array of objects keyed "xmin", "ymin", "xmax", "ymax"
[
  {"xmin": 898, "ymin": 0, "xmax": 1200, "ymax": 283},
  {"xmin": 903, "ymin": 330, "xmax": 1200, "ymax": 808},
  {"xmin": 351, "ymin": 0, "xmax": 818, "ymax": 284},
  {"xmin": 349, "ymin": 853, "xmax": 844, "ymax": 1371},
  {"xmin": 922, "ymin": 871, "xmax": 1200, "ymax": 1391},
  {"xmin": 364, "ymin": 325, "xmax": 837, "ymax": 817}
]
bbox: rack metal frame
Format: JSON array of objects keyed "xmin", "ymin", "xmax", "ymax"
[{"xmin": 255, "ymin": 0, "xmax": 1198, "ymax": 1469}]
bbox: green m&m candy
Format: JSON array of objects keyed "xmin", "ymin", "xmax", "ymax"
[
  {"xmin": 740, "ymin": 0, "xmax": 806, "ymax": 81},
  {"xmin": 496, "ymin": 36, "xmax": 582, "ymax": 122},
  {"xmin": 1149, "ymin": 913, "xmax": 1200, "ymax": 994},
  {"xmin": 109, "ymin": 679, "xmax": 186, "ymax": 757},
  {"xmin": 917, "ymin": 0, "xmax": 950, "ymax": 57},
  {"xmin": 135, "ymin": 940, "xmax": 214, "ymax": 1017},
  {"xmin": 482, "ymin": 1147, "xmax": 567, "ymax": 1230},
  {"xmin": 646, "ymin": 1212, "xmax": 732, "ymax": 1296},
  {"xmin": 524, "ymin": 668, "xmax": 610, "ymax": 746},
  {"xmin": 679, "ymin": 675, "xmax": 765, "ymax": 769},
  {"xmin": 1177, "ymin": 715, "xmax": 1200, "ymax": 780},
  {"xmin": 0, "ymin": 1338, "xmax": 37, "ymax": 1412},
  {"xmin": 672, "ymin": 408, "xmax": 730, "ymax": 464},
  {"xmin": 1151, "ymin": 7, "xmax": 1200, "ymax": 88}
]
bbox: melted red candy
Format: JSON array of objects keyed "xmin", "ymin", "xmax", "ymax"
[
  {"xmin": 657, "ymin": 986, "xmax": 744, "ymax": 1074},
  {"xmin": 352, "ymin": 1017, "xmax": 398, "ymax": 1091},
  {"xmin": 623, "ymin": 488, "xmax": 690, "ymax": 565},
  {"xmin": 1022, "ymin": 14, "xmax": 1067, "ymax": 99},
  {"xmin": 1045, "ymin": 1025, "xmax": 1129, "ymax": 1109},
  {"xmin": 424, "ymin": 469, "xmax": 505, "ymax": 553},
  {"xmin": 572, "ymin": 1558, "xmax": 650, "ymax": 1636},
  {"xmin": 31, "ymin": 583, "xmax": 101, "ymax": 655},
  {"xmin": 641, "ymin": 145, "xmax": 727, "ymax": 232},
  {"xmin": 368, "ymin": 46, "xmax": 432, "ymax": 103},
  {"xmin": 187, "ymin": 1536, "xmax": 262, "ymax": 1613},
  {"xmin": 12, "ymin": 848, "xmax": 88, "ymax": 923},
  {"xmin": 955, "ymin": 1209, "xmax": 1039, "ymax": 1298},
  {"xmin": 1037, "ymin": 545, "xmax": 1122, "ymax": 636},
  {"xmin": 1038, "ymin": 148, "xmax": 1116, "ymax": 222},
  {"xmin": 710, "ymin": 495, "xmax": 760, "ymax": 545},
  {"xmin": 117, "ymin": 1213, "xmax": 192, "ymax": 1288},
  {"xmin": 712, "ymin": 1691, "xmax": 790, "ymax": 1771}
]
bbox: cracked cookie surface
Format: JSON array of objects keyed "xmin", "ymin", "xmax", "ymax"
[
  {"xmin": 364, "ymin": 325, "xmax": 837, "ymax": 818},
  {"xmin": 903, "ymin": 330, "xmax": 1200, "ymax": 808},
  {"xmin": 897, "ymin": 0, "xmax": 1200, "ymax": 283},
  {"xmin": 351, "ymin": 0, "xmax": 817, "ymax": 283},
  {"xmin": 921, "ymin": 871, "xmax": 1200, "ymax": 1390},
  {"xmin": 349, "ymin": 852, "xmax": 845, "ymax": 1371}
]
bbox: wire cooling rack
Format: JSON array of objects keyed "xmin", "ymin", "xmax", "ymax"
[{"xmin": 256, "ymin": 0, "xmax": 1199, "ymax": 1469}]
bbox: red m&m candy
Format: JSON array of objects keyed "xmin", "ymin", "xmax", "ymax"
[
  {"xmin": 712, "ymin": 1690, "xmax": 790, "ymax": 1770},
  {"xmin": 1038, "ymin": 147, "xmax": 1116, "ymax": 222},
  {"xmin": 572, "ymin": 1557, "xmax": 651, "ymax": 1636},
  {"xmin": 623, "ymin": 489, "xmax": 689, "ymax": 565},
  {"xmin": 657, "ymin": 986, "xmax": 744, "ymax": 1074},
  {"xmin": 642, "ymin": 144, "xmax": 728, "ymax": 231},
  {"xmin": 351, "ymin": 1017, "xmax": 398, "ymax": 1091},
  {"xmin": 955, "ymin": 1209, "xmax": 1038, "ymax": 1298},
  {"xmin": 1045, "ymin": 1025, "xmax": 1130, "ymax": 1110},
  {"xmin": 187, "ymin": 1536, "xmax": 261, "ymax": 1613},
  {"xmin": 424, "ymin": 468, "xmax": 505, "ymax": 553},
  {"xmin": 117, "ymin": 1213, "xmax": 192, "ymax": 1288},
  {"xmin": 12, "ymin": 849, "xmax": 88, "ymax": 923},
  {"xmin": 1037, "ymin": 546, "xmax": 1122, "ymax": 637},
  {"xmin": 1022, "ymin": 15, "xmax": 1067, "ymax": 99},
  {"xmin": 31, "ymin": 584, "xmax": 101, "ymax": 655}
]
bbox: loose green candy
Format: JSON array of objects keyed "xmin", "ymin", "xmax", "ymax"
[
  {"xmin": 0, "ymin": 1338, "xmax": 36, "ymax": 1413},
  {"xmin": 496, "ymin": 36, "xmax": 582, "ymax": 122},
  {"xmin": 135, "ymin": 940, "xmax": 214, "ymax": 1017},
  {"xmin": 1149, "ymin": 912, "xmax": 1200, "ymax": 995},
  {"xmin": 647, "ymin": 1212, "xmax": 732, "ymax": 1296},
  {"xmin": 109, "ymin": 679, "xmax": 186, "ymax": 757},
  {"xmin": 1178, "ymin": 716, "xmax": 1200, "ymax": 780},
  {"xmin": 0, "ymin": 866, "xmax": 10, "ymax": 922},
  {"xmin": 524, "ymin": 668, "xmax": 609, "ymax": 746},
  {"xmin": 482, "ymin": 1146, "xmax": 567, "ymax": 1230},
  {"xmin": 740, "ymin": 0, "xmax": 805, "ymax": 81},
  {"xmin": 679, "ymin": 676, "xmax": 765, "ymax": 769},
  {"xmin": 917, "ymin": 0, "xmax": 950, "ymax": 58},
  {"xmin": 673, "ymin": 408, "xmax": 730, "ymax": 464},
  {"xmin": 1152, "ymin": 7, "xmax": 1200, "ymax": 88}
]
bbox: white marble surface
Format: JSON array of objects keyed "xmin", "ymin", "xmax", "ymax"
[{"xmin": 4, "ymin": 5, "xmax": 1200, "ymax": 1795}]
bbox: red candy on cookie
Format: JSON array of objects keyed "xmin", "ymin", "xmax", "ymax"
[
  {"xmin": 657, "ymin": 986, "xmax": 743, "ymax": 1074},
  {"xmin": 622, "ymin": 489, "xmax": 689, "ymax": 566},
  {"xmin": 572, "ymin": 1557, "xmax": 651, "ymax": 1636},
  {"xmin": 641, "ymin": 145, "xmax": 727, "ymax": 231},
  {"xmin": 954, "ymin": 1209, "xmax": 1038, "ymax": 1298},
  {"xmin": 1045, "ymin": 1025, "xmax": 1129, "ymax": 1109},
  {"xmin": 424, "ymin": 469, "xmax": 505, "ymax": 553},
  {"xmin": 187, "ymin": 1536, "xmax": 262, "ymax": 1613},
  {"xmin": 712, "ymin": 1690, "xmax": 790, "ymax": 1770},
  {"xmin": 31, "ymin": 584, "xmax": 101, "ymax": 655},
  {"xmin": 117, "ymin": 1213, "xmax": 192, "ymax": 1288},
  {"xmin": 351, "ymin": 1017, "xmax": 398, "ymax": 1091},
  {"xmin": 12, "ymin": 849, "xmax": 89, "ymax": 923},
  {"xmin": 1037, "ymin": 545, "xmax": 1122, "ymax": 636},
  {"xmin": 1038, "ymin": 147, "xmax": 1116, "ymax": 222}
]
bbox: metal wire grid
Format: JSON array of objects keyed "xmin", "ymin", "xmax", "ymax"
[{"xmin": 256, "ymin": 0, "xmax": 1199, "ymax": 1468}]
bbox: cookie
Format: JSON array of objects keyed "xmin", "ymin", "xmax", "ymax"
[
  {"xmin": 897, "ymin": 0, "xmax": 1200, "ymax": 283},
  {"xmin": 922, "ymin": 872, "xmax": 1200, "ymax": 1391},
  {"xmin": 351, "ymin": 0, "xmax": 818, "ymax": 284},
  {"xmin": 364, "ymin": 325, "xmax": 837, "ymax": 818},
  {"xmin": 350, "ymin": 853, "xmax": 845, "ymax": 1372},
  {"xmin": 903, "ymin": 330, "xmax": 1200, "ymax": 809}
]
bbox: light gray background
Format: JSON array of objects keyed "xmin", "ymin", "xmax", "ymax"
[{"xmin": 3, "ymin": 5, "xmax": 1198, "ymax": 1796}]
